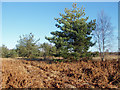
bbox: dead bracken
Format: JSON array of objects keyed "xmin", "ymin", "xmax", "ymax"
[{"xmin": 1, "ymin": 58, "xmax": 120, "ymax": 88}]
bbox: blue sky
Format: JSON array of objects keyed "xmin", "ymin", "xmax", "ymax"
[
  {"xmin": 2, "ymin": 2, "xmax": 118, "ymax": 52},
  {"xmin": 1, "ymin": 0, "xmax": 120, "ymax": 2}
]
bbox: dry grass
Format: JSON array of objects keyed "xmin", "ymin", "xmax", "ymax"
[
  {"xmin": 1, "ymin": 58, "xmax": 120, "ymax": 88},
  {"xmin": 92, "ymin": 55, "xmax": 118, "ymax": 61}
]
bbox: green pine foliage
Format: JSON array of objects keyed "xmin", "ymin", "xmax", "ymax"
[
  {"xmin": 45, "ymin": 3, "xmax": 96, "ymax": 60},
  {"xmin": 7, "ymin": 49, "xmax": 18, "ymax": 58},
  {"xmin": 16, "ymin": 33, "xmax": 40, "ymax": 59},
  {"xmin": 0, "ymin": 45, "xmax": 18, "ymax": 58},
  {"xmin": 40, "ymin": 43, "xmax": 57, "ymax": 59},
  {"xmin": 0, "ymin": 45, "xmax": 9, "ymax": 58}
]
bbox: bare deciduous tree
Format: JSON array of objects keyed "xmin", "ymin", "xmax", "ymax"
[{"xmin": 94, "ymin": 10, "xmax": 113, "ymax": 61}]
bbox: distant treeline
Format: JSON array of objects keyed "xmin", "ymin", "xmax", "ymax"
[
  {"xmin": 0, "ymin": 33, "xmax": 99, "ymax": 59},
  {"xmin": 0, "ymin": 37, "xmax": 57, "ymax": 59},
  {"xmin": 109, "ymin": 52, "xmax": 118, "ymax": 55},
  {"xmin": 0, "ymin": 32, "xmax": 117, "ymax": 60}
]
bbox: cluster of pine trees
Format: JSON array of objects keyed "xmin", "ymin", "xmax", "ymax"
[
  {"xmin": 1, "ymin": 3, "xmax": 101, "ymax": 60},
  {"xmin": 0, "ymin": 33, "xmax": 57, "ymax": 59}
]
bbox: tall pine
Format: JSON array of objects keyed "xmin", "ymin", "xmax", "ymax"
[{"xmin": 45, "ymin": 3, "xmax": 96, "ymax": 60}]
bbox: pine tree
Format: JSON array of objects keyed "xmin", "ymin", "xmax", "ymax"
[
  {"xmin": 40, "ymin": 43, "xmax": 56, "ymax": 59},
  {"xmin": 0, "ymin": 45, "xmax": 9, "ymax": 58},
  {"xmin": 16, "ymin": 33, "xmax": 40, "ymax": 59},
  {"xmin": 45, "ymin": 3, "xmax": 96, "ymax": 60}
]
